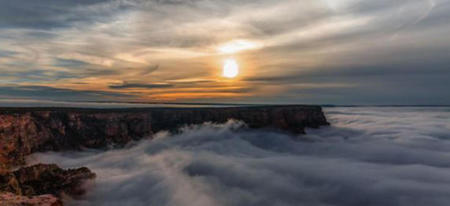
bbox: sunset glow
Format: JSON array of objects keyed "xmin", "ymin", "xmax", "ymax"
[
  {"xmin": 0, "ymin": 0, "xmax": 446, "ymax": 104},
  {"xmin": 0, "ymin": 1, "xmax": 449, "ymax": 205},
  {"xmin": 223, "ymin": 59, "xmax": 239, "ymax": 78},
  {"xmin": 218, "ymin": 40, "xmax": 261, "ymax": 54}
]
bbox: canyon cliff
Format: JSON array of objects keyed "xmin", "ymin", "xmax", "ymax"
[
  {"xmin": 0, "ymin": 105, "xmax": 328, "ymax": 205},
  {"xmin": 0, "ymin": 105, "xmax": 328, "ymax": 169},
  {"xmin": 0, "ymin": 164, "xmax": 95, "ymax": 206}
]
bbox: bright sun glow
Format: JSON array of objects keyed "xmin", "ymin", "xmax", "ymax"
[
  {"xmin": 218, "ymin": 40, "xmax": 261, "ymax": 54},
  {"xmin": 223, "ymin": 59, "xmax": 239, "ymax": 78}
]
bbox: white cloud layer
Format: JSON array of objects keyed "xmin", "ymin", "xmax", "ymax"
[{"xmin": 30, "ymin": 107, "xmax": 450, "ymax": 206}]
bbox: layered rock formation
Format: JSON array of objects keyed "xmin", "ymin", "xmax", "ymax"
[
  {"xmin": 0, "ymin": 105, "xmax": 328, "ymax": 205},
  {"xmin": 0, "ymin": 192, "xmax": 62, "ymax": 206},
  {"xmin": 0, "ymin": 164, "xmax": 95, "ymax": 206},
  {"xmin": 0, "ymin": 106, "xmax": 329, "ymax": 168},
  {"xmin": 0, "ymin": 164, "xmax": 95, "ymax": 196}
]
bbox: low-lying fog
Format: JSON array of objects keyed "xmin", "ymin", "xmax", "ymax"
[{"xmin": 30, "ymin": 107, "xmax": 450, "ymax": 206}]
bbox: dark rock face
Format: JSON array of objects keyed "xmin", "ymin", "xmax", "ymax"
[
  {"xmin": 0, "ymin": 192, "xmax": 63, "ymax": 206},
  {"xmin": 0, "ymin": 164, "xmax": 96, "ymax": 197},
  {"xmin": 0, "ymin": 164, "xmax": 94, "ymax": 206},
  {"xmin": 0, "ymin": 106, "xmax": 329, "ymax": 168}
]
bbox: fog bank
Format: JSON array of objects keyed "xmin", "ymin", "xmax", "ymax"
[{"xmin": 30, "ymin": 107, "xmax": 450, "ymax": 206}]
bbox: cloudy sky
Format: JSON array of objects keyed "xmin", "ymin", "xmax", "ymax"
[{"xmin": 0, "ymin": 0, "xmax": 449, "ymax": 105}]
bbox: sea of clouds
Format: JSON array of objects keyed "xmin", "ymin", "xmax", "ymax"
[{"xmin": 30, "ymin": 107, "xmax": 450, "ymax": 206}]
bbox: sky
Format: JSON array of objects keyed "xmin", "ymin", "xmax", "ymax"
[{"xmin": 0, "ymin": 0, "xmax": 449, "ymax": 105}]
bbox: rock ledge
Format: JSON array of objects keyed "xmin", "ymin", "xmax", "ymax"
[
  {"xmin": 0, "ymin": 164, "xmax": 95, "ymax": 206},
  {"xmin": 0, "ymin": 106, "xmax": 329, "ymax": 168}
]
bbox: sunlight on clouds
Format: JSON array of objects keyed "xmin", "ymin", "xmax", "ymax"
[
  {"xmin": 152, "ymin": 92, "xmax": 246, "ymax": 101},
  {"xmin": 139, "ymin": 48, "xmax": 209, "ymax": 60},
  {"xmin": 321, "ymin": 0, "xmax": 358, "ymax": 10},
  {"xmin": 0, "ymin": 0, "xmax": 448, "ymax": 103},
  {"xmin": 266, "ymin": 16, "xmax": 372, "ymax": 48},
  {"xmin": 115, "ymin": 53, "xmax": 148, "ymax": 64},
  {"xmin": 218, "ymin": 40, "xmax": 262, "ymax": 54}
]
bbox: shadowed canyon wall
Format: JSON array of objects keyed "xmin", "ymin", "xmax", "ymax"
[{"xmin": 0, "ymin": 106, "xmax": 328, "ymax": 168}]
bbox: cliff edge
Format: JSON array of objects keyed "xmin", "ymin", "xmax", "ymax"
[{"xmin": 0, "ymin": 105, "xmax": 329, "ymax": 168}]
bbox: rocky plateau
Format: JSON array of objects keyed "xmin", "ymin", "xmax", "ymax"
[{"xmin": 0, "ymin": 105, "xmax": 328, "ymax": 205}]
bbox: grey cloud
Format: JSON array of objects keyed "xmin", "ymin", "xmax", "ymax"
[
  {"xmin": 108, "ymin": 81, "xmax": 253, "ymax": 94},
  {"xmin": 165, "ymin": 87, "xmax": 256, "ymax": 94},
  {"xmin": 168, "ymin": 79, "xmax": 216, "ymax": 84},
  {"xmin": 82, "ymin": 68, "xmax": 120, "ymax": 76},
  {"xmin": 347, "ymin": 0, "xmax": 432, "ymax": 15},
  {"xmin": 0, "ymin": 50, "xmax": 18, "ymax": 57},
  {"xmin": 245, "ymin": 70, "xmax": 450, "ymax": 105},
  {"xmin": 24, "ymin": 31, "xmax": 58, "ymax": 39},
  {"xmin": 109, "ymin": 81, "xmax": 174, "ymax": 89},
  {"xmin": 54, "ymin": 58, "xmax": 89, "ymax": 67},
  {"xmin": 0, "ymin": 85, "xmax": 133, "ymax": 101},
  {"xmin": 1, "ymin": 70, "xmax": 64, "ymax": 82},
  {"xmin": 1, "ymin": 67, "xmax": 119, "ymax": 82},
  {"xmin": 139, "ymin": 65, "xmax": 160, "ymax": 76},
  {"xmin": 242, "ymin": 2, "xmax": 332, "ymax": 37},
  {"xmin": 0, "ymin": 0, "xmax": 127, "ymax": 29}
]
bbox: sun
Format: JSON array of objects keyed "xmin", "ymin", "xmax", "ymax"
[{"xmin": 223, "ymin": 59, "xmax": 239, "ymax": 78}]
